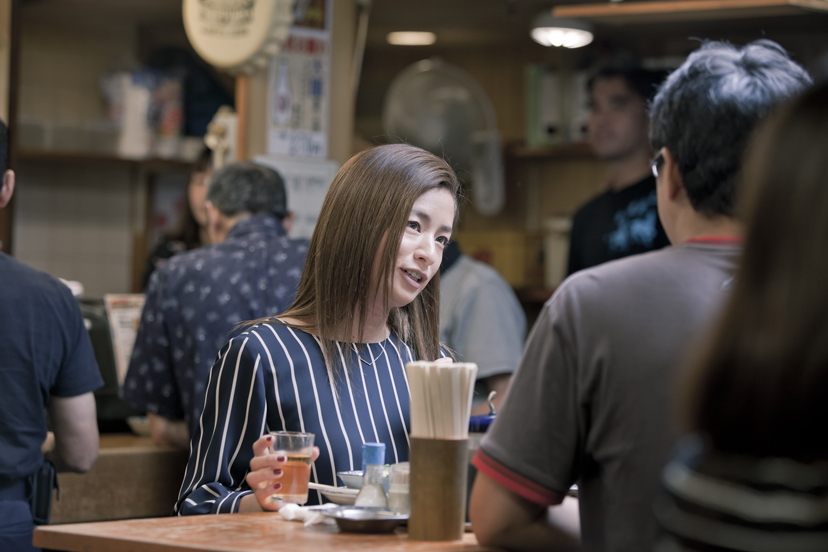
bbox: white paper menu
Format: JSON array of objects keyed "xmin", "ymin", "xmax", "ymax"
[{"xmin": 103, "ymin": 294, "xmax": 145, "ymax": 386}]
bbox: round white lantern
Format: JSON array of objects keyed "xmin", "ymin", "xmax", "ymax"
[{"xmin": 183, "ymin": 0, "xmax": 294, "ymax": 75}]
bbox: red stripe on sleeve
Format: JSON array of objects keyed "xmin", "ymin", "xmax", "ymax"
[{"xmin": 473, "ymin": 449, "xmax": 565, "ymax": 507}]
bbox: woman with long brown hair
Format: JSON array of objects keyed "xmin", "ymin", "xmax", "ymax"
[
  {"xmin": 174, "ymin": 143, "xmax": 459, "ymax": 514},
  {"xmin": 657, "ymin": 82, "xmax": 828, "ymax": 550}
]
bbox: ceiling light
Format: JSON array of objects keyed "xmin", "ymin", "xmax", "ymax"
[
  {"xmin": 387, "ymin": 32, "xmax": 437, "ymax": 46},
  {"xmin": 530, "ymin": 14, "xmax": 593, "ymax": 48}
]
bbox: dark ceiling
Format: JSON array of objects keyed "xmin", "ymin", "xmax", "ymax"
[
  {"xmin": 363, "ymin": 0, "xmax": 828, "ymax": 62},
  {"xmin": 365, "ymin": 0, "xmax": 556, "ymax": 48}
]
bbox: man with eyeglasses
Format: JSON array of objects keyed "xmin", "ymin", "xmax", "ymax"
[
  {"xmin": 470, "ymin": 40, "xmax": 811, "ymax": 552},
  {"xmin": 566, "ymin": 64, "xmax": 670, "ymax": 276}
]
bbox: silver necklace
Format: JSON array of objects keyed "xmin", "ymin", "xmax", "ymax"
[{"xmin": 357, "ymin": 338, "xmax": 389, "ymax": 365}]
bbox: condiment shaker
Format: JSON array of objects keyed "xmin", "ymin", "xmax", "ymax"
[{"xmin": 354, "ymin": 442, "xmax": 387, "ymax": 507}]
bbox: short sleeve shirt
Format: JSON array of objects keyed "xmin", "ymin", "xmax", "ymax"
[
  {"xmin": 475, "ymin": 241, "xmax": 742, "ymax": 552},
  {"xmin": 122, "ymin": 215, "xmax": 308, "ymax": 436},
  {"xmin": 567, "ymin": 174, "xmax": 670, "ymax": 275},
  {"xmin": 439, "ymin": 255, "xmax": 526, "ymax": 407},
  {"xmin": 0, "ymin": 253, "xmax": 102, "ymax": 486}
]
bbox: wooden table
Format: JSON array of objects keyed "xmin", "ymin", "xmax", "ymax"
[{"xmin": 34, "ymin": 512, "xmax": 490, "ymax": 552}]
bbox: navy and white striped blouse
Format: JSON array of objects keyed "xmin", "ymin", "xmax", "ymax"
[
  {"xmin": 656, "ymin": 436, "xmax": 828, "ymax": 551},
  {"xmin": 175, "ymin": 321, "xmax": 422, "ymax": 514}
]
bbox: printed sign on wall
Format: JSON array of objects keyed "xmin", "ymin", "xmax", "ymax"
[
  {"xmin": 266, "ymin": 0, "xmax": 332, "ymax": 158},
  {"xmin": 254, "ymin": 155, "xmax": 338, "ymax": 239}
]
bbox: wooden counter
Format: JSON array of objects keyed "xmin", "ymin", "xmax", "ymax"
[
  {"xmin": 34, "ymin": 512, "xmax": 490, "ymax": 552},
  {"xmin": 51, "ymin": 434, "xmax": 189, "ymax": 524}
]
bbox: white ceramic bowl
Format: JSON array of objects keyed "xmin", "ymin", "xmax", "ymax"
[
  {"xmin": 337, "ymin": 471, "xmax": 390, "ymax": 494},
  {"xmin": 320, "ymin": 488, "xmax": 357, "ymax": 506},
  {"xmin": 126, "ymin": 416, "xmax": 151, "ymax": 437}
]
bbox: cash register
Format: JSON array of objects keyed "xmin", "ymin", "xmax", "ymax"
[{"xmin": 78, "ymin": 298, "xmax": 142, "ymax": 433}]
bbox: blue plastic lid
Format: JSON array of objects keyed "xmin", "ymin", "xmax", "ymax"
[
  {"xmin": 468, "ymin": 414, "xmax": 496, "ymax": 433},
  {"xmin": 362, "ymin": 442, "xmax": 386, "ymax": 466}
]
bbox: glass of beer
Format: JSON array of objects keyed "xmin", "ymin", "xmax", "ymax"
[{"xmin": 269, "ymin": 431, "xmax": 315, "ymax": 505}]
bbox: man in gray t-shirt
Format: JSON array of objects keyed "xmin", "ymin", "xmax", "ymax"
[{"xmin": 469, "ymin": 41, "xmax": 811, "ymax": 552}]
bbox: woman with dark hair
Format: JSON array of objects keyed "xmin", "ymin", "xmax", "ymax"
[
  {"xmin": 141, "ymin": 148, "xmax": 213, "ymax": 289},
  {"xmin": 657, "ymin": 82, "xmax": 828, "ymax": 550},
  {"xmin": 174, "ymin": 143, "xmax": 459, "ymax": 514}
]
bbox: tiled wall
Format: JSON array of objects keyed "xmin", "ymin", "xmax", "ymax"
[
  {"xmin": 13, "ymin": 161, "xmax": 134, "ymax": 297},
  {"xmin": 12, "ymin": 22, "xmax": 139, "ymax": 296},
  {"xmin": 18, "ymin": 22, "xmax": 135, "ymax": 124}
]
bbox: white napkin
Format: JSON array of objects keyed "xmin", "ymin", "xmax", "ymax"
[{"xmin": 278, "ymin": 503, "xmax": 338, "ymax": 526}]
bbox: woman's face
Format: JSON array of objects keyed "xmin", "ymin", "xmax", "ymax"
[
  {"xmin": 386, "ymin": 187, "xmax": 455, "ymax": 310},
  {"xmin": 188, "ymin": 169, "xmax": 212, "ymax": 228}
]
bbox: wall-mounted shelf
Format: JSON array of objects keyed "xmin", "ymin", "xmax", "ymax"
[
  {"xmin": 507, "ymin": 142, "xmax": 596, "ymax": 160},
  {"xmin": 14, "ymin": 149, "xmax": 194, "ymax": 171},
  {"xmin": 553, "ymin": 0, "xmax": 828, "ymax": 25}
]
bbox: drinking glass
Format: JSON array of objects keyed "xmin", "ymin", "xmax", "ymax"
[
  {"xmin": 269, "ymin": 431, "xmax": 315, "ymax": 505},
  {"xmin": 388, "ymin": 462, "xmax": 411, "ymax": 515}
]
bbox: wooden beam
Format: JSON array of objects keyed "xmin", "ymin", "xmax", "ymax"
[
  {"xmin": 0, "ymin": 0, "xmax": 19, "ymax": 255},
  {"xmin": 235, "ymin": 73, "xmax": 249, "ymax": 161},
  {"xmin": 553, "ymin": 0, "xmax": 828, "ymax": 25}
]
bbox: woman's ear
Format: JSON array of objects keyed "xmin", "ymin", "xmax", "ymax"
[{"xmin": 0, "ymin": 170, "xmax": 15, "ymax": 208}]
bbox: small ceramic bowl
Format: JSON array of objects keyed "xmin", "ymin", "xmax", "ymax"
[
  {"xmin": 337, "ymin": 471, "xmax": 390, "ymax": 494},
  {"xmin": 320, "ymin": 488, "xmax": 357, "ymax": 506},
  {"xmin": 126, "ymin": 416, "xmax": 151, "ymax": 437}
]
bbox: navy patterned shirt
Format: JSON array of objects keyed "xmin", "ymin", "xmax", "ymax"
[{"xmin": 122, "ymin": 215, "xmax": 309, "ymax": 436}]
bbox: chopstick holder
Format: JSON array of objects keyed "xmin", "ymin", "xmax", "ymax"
[
  {"xmin": 405, "ymin": 361, "xmax": 478, "ymax": 541},
  {"xmin": 408, "ymin": 437, "xmax": 468, "ymax": 541}
]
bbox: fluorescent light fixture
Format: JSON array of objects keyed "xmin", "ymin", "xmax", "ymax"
[
  {"xmin": 386, "ymin": 32, "xmax": 437, "ymax": 46},
  {"xmin": 530, "ymin": 14, "xmax": 593, "ymax": 48}
]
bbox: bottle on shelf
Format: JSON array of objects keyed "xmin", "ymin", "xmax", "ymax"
[{"xmin": 354, "ymin": 442, "xmax": 388, "ymax": 508}]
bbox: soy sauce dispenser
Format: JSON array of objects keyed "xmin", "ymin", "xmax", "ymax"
[{"xmin": 355, "ymin": 442, "xmax": 387, "ymax": 507}]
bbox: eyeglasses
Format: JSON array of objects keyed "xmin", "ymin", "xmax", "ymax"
[{"xmin": 650, "ymin": 150, "xmax": 664, "ymax": 179}]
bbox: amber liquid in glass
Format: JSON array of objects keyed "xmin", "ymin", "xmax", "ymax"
[{"xmin": 272, "ymin": 455, "xmax": 312, "ymax": 504}]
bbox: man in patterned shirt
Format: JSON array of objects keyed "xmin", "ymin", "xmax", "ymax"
[{"xmin": 123, "ymin": 162, "xmax": 309, "ymax": 449}]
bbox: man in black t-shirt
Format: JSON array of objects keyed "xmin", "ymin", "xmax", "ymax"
[
  {"xmin": 0, "ymin": 119, "xmax": 103, "ymax": 551},
  {"xmin": 567, "ymin": 65, "xmax": 670, "ymax": 275}
]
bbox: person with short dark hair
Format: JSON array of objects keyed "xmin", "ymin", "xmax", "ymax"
[
  {"xmin": 122, "ymin": 162, "xmax": 308, "ymax": 450},
  {"xmin": 469, "ymin": 40, "xmax": 811, "ymax": 552},
  {"xmin": 567, "ymin": 64, "xmax": 670, "ymax": 275},
  {"xmin": 658, "ymin": 80, "xmax": 828, "ymax": 552},
  {"xmin": 0, "ymin": 119, "xmax": 103, "ymax": 551}
]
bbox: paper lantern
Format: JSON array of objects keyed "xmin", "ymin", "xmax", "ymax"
[{"xmin": 183, "ymin": 0, "xmax": 294, "ymax": 75}]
